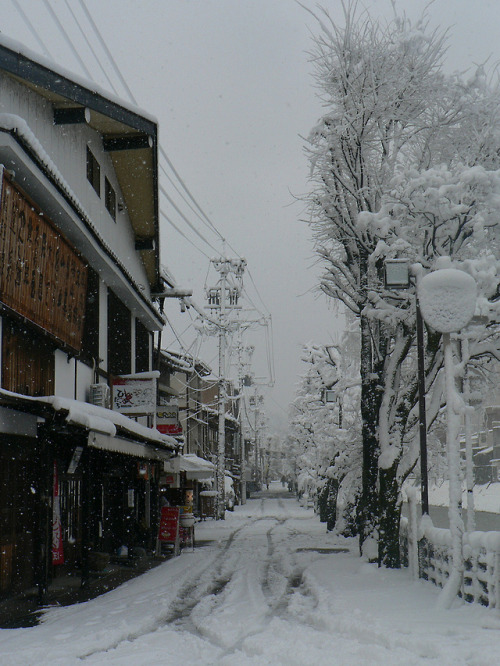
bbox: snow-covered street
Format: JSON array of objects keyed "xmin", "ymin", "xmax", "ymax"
[{"xmin": 0, "ymin": 482, "xmax": 498, "ymax": 665}]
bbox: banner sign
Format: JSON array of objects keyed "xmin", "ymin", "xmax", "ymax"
[
  {"xmin": 158, "ymin": 506, "xmax": 180, "ymax": 543},
  {"xmin": 52, "ymin": 461, "xmax": 64, "ymax": 565},
  {"xmin": 112, "ymin": 375, "xmax": 157, "ymax": 415}
]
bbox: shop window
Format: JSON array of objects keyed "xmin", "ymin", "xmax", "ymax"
[
  {"xmin": 105, "ymin": 177, "xmax": 116, "ymax": 221},
  {"xmin": 86, "ymin": 146, "xmax": 101, "ymax": 196}
]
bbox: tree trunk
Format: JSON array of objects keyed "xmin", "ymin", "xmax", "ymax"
[
  {"xmin": 326, "ymin": 477, "xmax": 339, "ymax": 532},
  {"xmin": 358, "ymin": 310, "xmax": 381, "ymax": 559},
  {"xmin": 318, "ymin": 481, "xmax": 328, "ymax": 523},
  {"xmin": 378, "ymin": 462, "xmax": 401, "ymax": 568}
]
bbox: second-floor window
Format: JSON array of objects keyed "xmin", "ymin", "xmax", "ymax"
[
  {"xmin": 105, "ymin": 177, "xmax": 116, "ymax": 221},
  {"xmin": 86, "ymin": 146, "xmax": 100, "ymax": 196}
]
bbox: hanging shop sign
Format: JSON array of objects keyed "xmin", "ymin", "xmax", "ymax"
[
  {"xmin": 0, "ymin": 172, "xmax": 88, "ymax": 351},
  {"xmin": 112, "ymin": 373, "xmax": 158, "ymax": 416},
  {"xmin": 52, "ymin": 461, "xmax": 64, "ymax": 565},
  {"xmin": 156, "ymin": 400, "xmax": 182, "ymax": 435}
]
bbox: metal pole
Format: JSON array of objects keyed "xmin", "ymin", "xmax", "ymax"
[
  {"xmin": 416, "ymin": 301, "xmax": 429, "ymax": 516},
  {"xmin": 462, "ymin": 337, "xmax": 476, "ymax": 532},
  {"xmin": 216, "ymin": 263, "xmax": 227, "ymax": 520},
  {"xmin": 440, "ymin": 332, "xmax": 464, "ymax": 604}
]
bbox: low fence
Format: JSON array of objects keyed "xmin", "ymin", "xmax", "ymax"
[{"xmin": 400, "ymin": 514, "xmax": 500, "ymax": 609}]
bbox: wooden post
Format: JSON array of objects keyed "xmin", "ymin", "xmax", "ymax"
[
  {"xmin": 80, "ymin": 446, "xmax": 92, "ymax": 589},
  {"xmin": 35, "ymin": 426, "xmax": 52, "ymax": 606}
]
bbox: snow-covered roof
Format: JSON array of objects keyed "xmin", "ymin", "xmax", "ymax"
[
  {"xmin": 203, "ymin": 405, "xmax": 239, "ymax": 424},
  {"xmin": 0, "ymin": 33, "xmax": 158, "ymax": 125},
  {"xmin": 164, "ymin": 453, "xmax": 215, "ymax": 480},
  {"xmin": 0, "ymin": 35, "xmax": 161, "ymax": 294},
  {"xmin": 180, "ymin": 453, "xmax": 215, "ymax": 473},
  {"xmin": 0, "ymin": 388, "xmax": 179, "ymax": 452},
  {"xmin": 160, "ymin": 349, "xmax": 212, "ymax": 376}
]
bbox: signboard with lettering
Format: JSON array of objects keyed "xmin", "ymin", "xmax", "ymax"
[
  {"xmin": 156, "ymin": 400, "xmax": 182, "ymax": 435},
  {"xmin": 112, "ymin": 374, "xmax": 157, "ymax": 415},
  {"xmin": 158, "ymin": 506, "xmax": 180, "ymax": 542},
  {"xmin": 0, "ymin": 172, "xmax": 88, "ymax": 351}
]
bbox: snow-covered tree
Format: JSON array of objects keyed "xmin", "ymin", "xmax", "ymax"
[
  {"xmin": 305, "ymin": 3, "xmax": 500, "ymax": 566},
  {"xmin": 286, "ymin": 324, "xmax": 361, "ymax": 530}
]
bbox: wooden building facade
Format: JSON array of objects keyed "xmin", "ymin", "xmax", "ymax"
[{"xmin": 0, "ymin": 36, "xmax": 179, "ymax": 603}]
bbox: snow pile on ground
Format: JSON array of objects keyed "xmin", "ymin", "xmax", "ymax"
[
  {"xmin": 427, "ymin": 481, "xmax": 500, "ymax": 513},
  {"xmin": 0, "ymin": 482, "xmax": 498, "ymax": 665},
  {"xmin": 403, "ymin": 480, "xmax": 500, "ymax": 514}
]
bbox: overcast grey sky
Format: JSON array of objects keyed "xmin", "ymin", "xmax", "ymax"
[{"xmin": 3, "ymin": 0, "xmax": 500, "ymax": 430}]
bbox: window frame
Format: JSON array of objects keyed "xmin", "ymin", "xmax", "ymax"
[
  {"xmin": 104, "ymin": 176, "xmax": 116, "ymax": 221},
  {"xmin": 86, "ymin": 146, "xmax": 101, "ymax": 197}
]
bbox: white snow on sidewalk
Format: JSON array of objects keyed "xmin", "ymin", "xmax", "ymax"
[{"xmin": 0, "ymin": 481, "xmax": 498, "ymax": 665}]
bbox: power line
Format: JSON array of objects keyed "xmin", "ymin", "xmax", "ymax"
[
  {"xmin": 159, "ymin": 160, "xmax": 223, "ymax": 239},
  {"xmin": 42, "ymin": 0, "xmax": 94, "ymax": 80},
  {"xmin": 77, "ymin": 1, "xmax": 230, "ymax": 258},
  {"xmin": 10, "ymin": 0, "xmax": 53, "ymax": 58},
  {"xmin": 159, "ymin": 145, "xmax": 226, "ymax": 243},
  {"xmin": 160, "ymin": 184, "xmax": 220, "ymax": 254},
  {"xmin": 63, "ymin": 0, "xmax": 120, "ymax": 96},
  {"xmin": 159, "ymin": 209, "xmax": 211, "ymax": 259},
  {"xmin": 78, "ymin": 0, "xmax": 137, "ymax": 104}
]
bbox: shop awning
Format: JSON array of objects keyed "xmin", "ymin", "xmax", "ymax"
[
  {"xmin": 0, "ymin": 388, "xmax": 180, "ymax": 456},
  {"xmin": 181, "ymin": 454, "xmax": 215, "ymax": 479},
  {"xmin": 88, "ymin": 432, "xmax": 169, "ymax": 460},
  {"xmin": 164, "ymin": 453, "xmax": 215, "ymax": 480}
]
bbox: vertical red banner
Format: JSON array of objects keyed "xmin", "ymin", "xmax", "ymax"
[
  {"xmin": 52, "ymin": 461, "xmax": 64, "ymax": 565},
  {"xmin": 158, "ymin": 507, "xmax": 180, "ymax": 542}
]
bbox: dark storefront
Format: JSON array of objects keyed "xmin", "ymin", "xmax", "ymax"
[{"xmin": 0, "ymin": 395, "xmax": 177, "ymax": 603}]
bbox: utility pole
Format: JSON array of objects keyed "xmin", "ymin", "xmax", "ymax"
[
  {"xmin": 206, "ymin": 255, "xmax": 246, "ymax": 519},
  {"xmin": 235, "ymin": 342, "xmax": 254, "ymax": 505}
]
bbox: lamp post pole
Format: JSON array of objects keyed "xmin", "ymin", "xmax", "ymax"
[
  {"xmin": 418, "ymin": 259, "xmax": 477, "ymax": 608},
  {"xmin": 384, "ymin": 259, "xmax": 429, "ymax": 516},
  {"xmin": 416, "ymin": 302, "xmax": 429, "ymax": 515}
]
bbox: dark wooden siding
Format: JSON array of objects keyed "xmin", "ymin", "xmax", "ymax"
[
  {"xmin": 0, "ymin": 441, "xmax": 37, "ymax": 594},
  {"xmin": 0, "ymin": 173, "xmax": 88, "ymax": 352},
  {"xmin": 1, "ymin": 320, "xmax": 55, "ymax": 396}
]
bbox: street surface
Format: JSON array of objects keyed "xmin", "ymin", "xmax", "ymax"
[{"xmin": 0, "ymin": 483, "xmax": 499, "ymax": 665}]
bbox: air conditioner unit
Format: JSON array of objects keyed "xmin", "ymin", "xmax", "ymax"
[{"xmin": 89, "ymin": 383, "xmax": 111, "ymax": 409}]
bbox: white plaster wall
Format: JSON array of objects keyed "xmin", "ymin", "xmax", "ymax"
[
  {"xmin": 54, "ymin": 349, "xmax": 76, "ymax": 399},
  {"xmin": 0, "ymin": 72, "xmax": 149, "ymax": 292},
  {"xmin": 76, "ymin": 362, "xmax": 94, "ymax": 402}
]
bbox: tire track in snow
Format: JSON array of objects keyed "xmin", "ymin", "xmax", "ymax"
[{"xmin": 81, "ymin": 501, "xmax": 325, "ymax": 661}]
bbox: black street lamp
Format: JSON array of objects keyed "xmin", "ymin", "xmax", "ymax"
[{"xmin": 384, "ymin": 259, "xmax": 429, "ymax": 516}]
